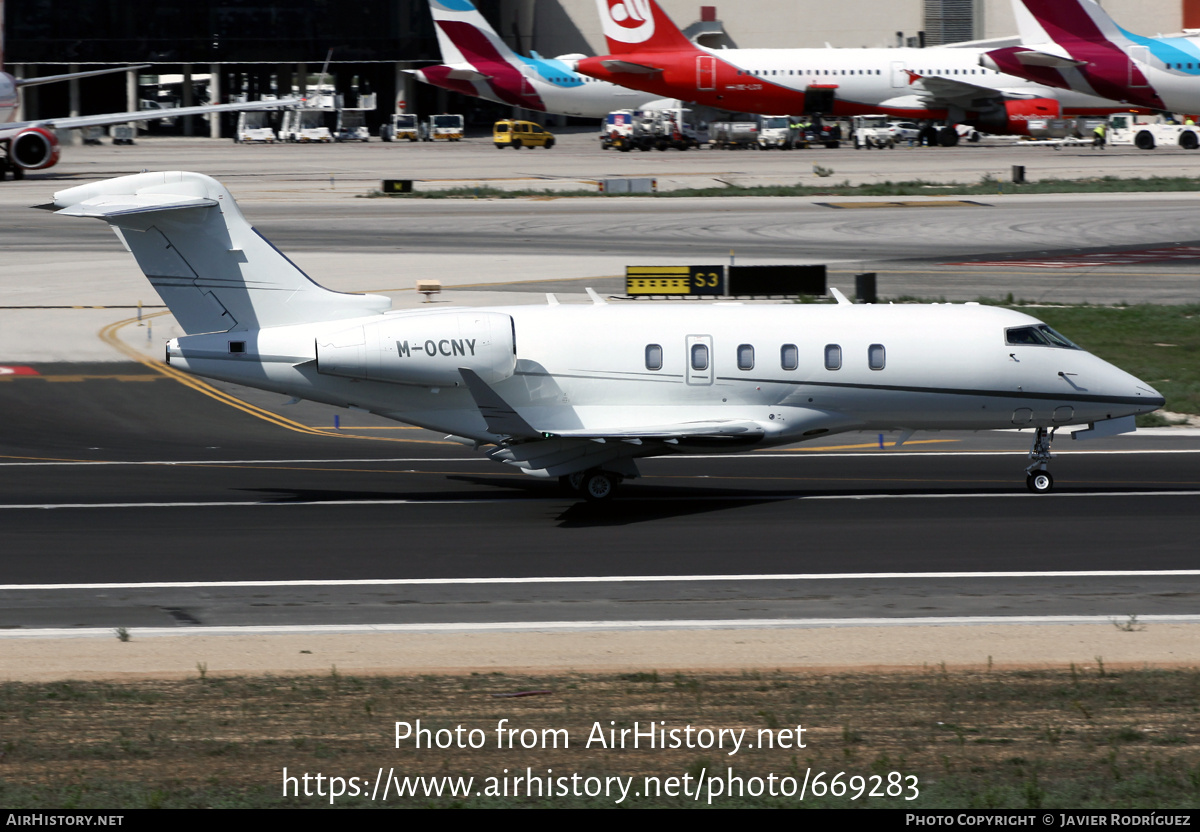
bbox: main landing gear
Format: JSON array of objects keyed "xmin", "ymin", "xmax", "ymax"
[
  {"xmin": 559, "ymin": 469, "xmax": 622, "ymax": 502},
  {"xmin": 1024, "ymin": 427, "xmax": 1057, "ymax": 493}
]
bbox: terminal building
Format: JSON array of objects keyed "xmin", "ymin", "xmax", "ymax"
[{"xmin": 5, "ymin": 0, "xmax": 1197, "ymax": 136}]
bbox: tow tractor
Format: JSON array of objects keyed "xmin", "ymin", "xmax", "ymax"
[
  {"xmin": 1105, "ymin": 112, "xmax": 1200, "ymax": 150},
  {"xmin": 234, "ymin": 111, "xmax": 277, "ymax": 143},
  {"xmin": 423, "ymin": 114, "xmax": 464, "ymax": 141},
  {"xmin": 380, "ymin": 113, "xmax": 420, "ymax": 142}
]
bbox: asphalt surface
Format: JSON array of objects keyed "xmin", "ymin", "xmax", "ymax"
[
  {"xmin": 1, "ymin": 363, "xmax": 1197, "ymax": 629},
  {"xmin": 1, "ymin": 135, "xmax": 1198, "ymax": 634}
]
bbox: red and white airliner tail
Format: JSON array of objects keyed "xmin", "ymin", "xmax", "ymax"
[
  {"xmin": 597, "ymin": 0, "xmax": 697, "ymax": 54},
  {"xmin": 577, "ymin": 0, "xmax": 1142, "ymax": 138}
]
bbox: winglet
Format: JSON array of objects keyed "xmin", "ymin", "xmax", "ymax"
[
  {"xmin": 586, "ymin": 288, "xmax": 607, "ymax": 305},
  {"xmin": 458, "ymin": 367, "xmax": 540, "ymax": 439},
  {"xmin": 830, "ymin": 287, "xmax": 852, "ymax": 305}
]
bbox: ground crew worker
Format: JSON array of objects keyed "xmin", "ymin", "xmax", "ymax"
[{"xmin": 1093, "ymin": 122, "xmax": 1106, "ymax": 149}]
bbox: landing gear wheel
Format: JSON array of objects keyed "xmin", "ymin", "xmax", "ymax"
[
  {"xmin": 1023, "ymin": 426, "xmax": 1057, "ymax": 493},
  {"xmin": 558, "ymin": 472, "xmax": 585, "ymax": 493},
  {"xmin": 581, "ymin": 470, "xmax": 619, "ymax": 502},
  {"xmin": 1026, "ymin": 471, "xmax": 1054, "ymax": 493}
]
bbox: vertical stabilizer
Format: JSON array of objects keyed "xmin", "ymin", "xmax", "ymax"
[
  {"xmin": 1014, "ymin": 0, "xmax": 1132, "ymax": 48},
  {"xmin": 51, "ymin": 172, "xmax": 390, "ymax": 334},
  {"xmin": 429, "ymin": 0, "xmax": 519, "ymax": 67},
  {"xmin": 594, "ymin": 0, "xmax": 699, "ymax": 54}
]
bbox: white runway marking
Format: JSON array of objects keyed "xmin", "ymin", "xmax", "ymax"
[
  {"xmin": 2, "ymin": 490, "xmax": 1199, "ymax": 511},
  {"xmin": 2, "ymin": 614, "xmax": 1200, "ymax": 639},
  {"xmin": 2, "ymin": 447, "xmax": 1200, "ymax": 467},
  {"xmin": 2, "ymin": 569, "xmax": 1197, "ymax": 592}
]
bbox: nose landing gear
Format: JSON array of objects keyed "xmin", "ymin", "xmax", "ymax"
[{"xmin": 1024, "ymin": 427, "xmax": 1057, "ymax": 493}]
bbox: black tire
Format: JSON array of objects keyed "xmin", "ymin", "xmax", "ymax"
[
  {"xmin": 937, "ymin": 127, "xmax": 959, "ymax": 147},
  {"xmin": 1135, "ymin": 131, "xmax": 1155, "ymax": 150},
  {"xmin": 558, "ymin": 472, "xmax": 585, "ymax": 494},
  {"xmin": 545, "ymin": 138, "xmax": 555, "ymax": 149},
  {"xmin": 494, "ymin": 143, "xmax": 505, "ymax": 149},
  {"xmin": 1181, "ymin": 131, "xmax": 1198, "ymax": 150},
  {"xmin": 1026, "ymin": 471, "xmax": 1054, "ymax": 493},
  {"xmin": 511, "ymin": 139, "xmax": 522, "ymax": 149},
  {"xmin": 582, "ymin": 471, "xmax": 618, "ymax": 502}
]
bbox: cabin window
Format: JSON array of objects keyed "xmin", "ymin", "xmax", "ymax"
[
  {"xmin": 737, "ymin": 344, "xmax": 754, "ymax": 370},
  {"xmin": 691, "ymin": 343, "xmax": 709, "ymax": 371},
  {"xmin": 824, "ymin": 344, "xmax": 841, "ymax": 370},
  {"xmin": 781, "ymin": 343, "xmax": 798, "ymax": 371},
  {"xmin": 645, "ymin": 344, "xmax": 663, "ymax": 371},
  {"xmin": 868, "ymin": 343, "xmax": 886, "ymax": 370}
]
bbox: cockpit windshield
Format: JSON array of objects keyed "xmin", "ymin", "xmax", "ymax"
[{"xmin": 1005, "ymin": 325, "xmax": 1081, "ymax": 349}]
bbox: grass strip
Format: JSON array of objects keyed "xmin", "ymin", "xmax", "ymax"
[
  {"xmin": 365, "ymin": 175, "xmax": 1200, "ymax": 200},
  {"xmin": 1, "ymin": 665, "xmax": 1198, "ymax": 808}
]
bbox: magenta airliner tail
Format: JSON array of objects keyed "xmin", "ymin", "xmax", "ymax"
[{"xmin": 982, "ymin": 0, "xmax": 1164, "ymax": 109}]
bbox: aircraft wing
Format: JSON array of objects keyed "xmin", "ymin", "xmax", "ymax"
[
  {"xmin": 543, "ymin": 421, "xmax": 766, "ymax": 442},
  {"xmin": 0, "ymin": 98, "xmax": 300, "ymax": 141},
  {"xmin": 458, "ymin": 367, "xmax": 765, "ymax": 444},
  {"xmin": 16, "ymin": 65, "xmax": 152, "ymax": 88},
  {"xmin": 911, "ymin": 74, "xmax": 1041, "ymax": 107}
]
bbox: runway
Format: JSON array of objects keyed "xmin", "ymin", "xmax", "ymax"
[
  {"xmin": 1, "ymin": 137, "xmax": 1198, "ymax": 643},
  {"xmin": 1, "ymin": 363, "xmax": 1197, "ymax": 630}
]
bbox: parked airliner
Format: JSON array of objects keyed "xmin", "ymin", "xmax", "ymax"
[
  {"xmin": 412, "ymin": 0, "xmax": 672, "ymax": 118},
  {"xmin": 576, "ymin": 0, "xmax": 1141, "ymax": 143},
  {"xmin": 983, "ymin": 0, "xmax": 1200, "ymax": 113},
  {"xmin": 47, "ymin": 171, "xmax": 1163, "ymax": 500}
]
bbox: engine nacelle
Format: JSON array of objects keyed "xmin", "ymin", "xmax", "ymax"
[
  {"xmin": 316, "ymin": 311, "xmax": 516, "ymax": 387},
  {"xmin": 10, "ymin": 127, "xmax": 61, "ymax": 170},
  {"xmin": 981, "ymin": 98, "xmax": 1062, "ymax": 136}
]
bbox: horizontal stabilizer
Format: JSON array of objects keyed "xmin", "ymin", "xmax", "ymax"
[
  {"xmin": 50, "ymin": 171, "xmax": 391, "ymax": 335},
  {"xmin": 1010, "ymin": 48, "xmax": 1087, "ymax": 69},
  {"xmin": 600, "ymin": 59, "xmax": 664, "ymax": 75},
  {"xmin": 54, "ymin": 194, "xmax": 217, "ymax": 218}
]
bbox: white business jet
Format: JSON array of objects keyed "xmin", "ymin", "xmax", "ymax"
[{"xmin": 47, "ymin": 172, "xmax": 1163, "ymax": 500}]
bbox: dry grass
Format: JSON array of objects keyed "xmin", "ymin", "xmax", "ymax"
[{"xmin": 1, "ymin": 665, "xmax": 1199, "ymax": 808}]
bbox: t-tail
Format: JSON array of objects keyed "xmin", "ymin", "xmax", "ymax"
[
  {"xmin": 48, "ymin": 171, "xmax": 390, "ymax": 335},
  {"xmin": 595, "ymin": 0, "xmax": 699, "ymax": 54}
]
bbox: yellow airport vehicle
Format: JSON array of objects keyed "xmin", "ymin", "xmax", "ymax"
[{"xmin": 493, "ymin": 120, "xmax": 555, "ymax": 149}]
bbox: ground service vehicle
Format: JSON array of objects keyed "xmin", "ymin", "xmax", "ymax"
[
  {"xmin": 49, "ymin": 171, "xmax": 1165, "ymax": 501},
  {"xmin": 852, "ymin": 115, "xmax": 897, "ymax": 149},
  {"xmin": 424, "ymin": 114, "xmax": 464, "ymax": 141},
  {"xmin": 1104, "ymin": 113, "xmax": 1200, "ymax": 150},
  {"xmin": 234, "ymin": 111, "xmax": 277, "ymax": 143},
  {"xmin": 756, "ymin": 116, "xmax": 798, "ymax": 149},
  {"xmin": 602, "ymin": 108, "xmax": 698, "ymax": 151},
  {"xmin": 494, "ymin": 120, "xmax": 555, "ymax": 149},
  {"xmin": 709, "ymin": 120, "xmax": 758, "ymax": 149},
  {"xmin": 281, "ymin": 109, "xmax": 334, "ymax": 143},
  {"xmin": 380, "ymin": 114, "xmax": 420, "ymax": 142},
  {"xmin": 335, "ymin": 111, "xmax": 371, "ymax": 142}
]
